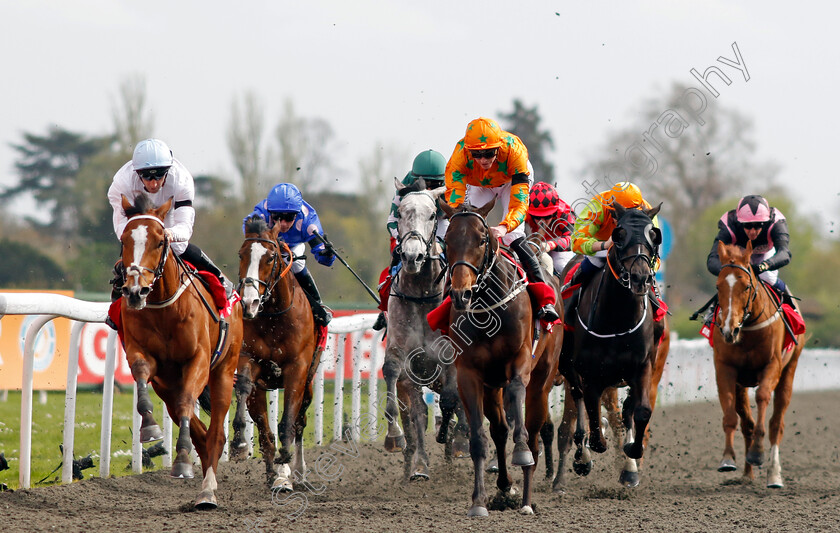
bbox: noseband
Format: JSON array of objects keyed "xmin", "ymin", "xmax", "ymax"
[
  {"xmin": 238, "ymin": 237, "xmax": 293, "ymax": 313},
  {"xmin": 718, "ymin": 262, "xmax": 758, "ymax": 330},
  {"xmin": 395, "ymin": 192, "xmax": 442, "ymax": 264},
  {"xmin": 446, "ymin": 211, "xmax": 496, "ymax": 290},
  {"xmin": 608, "ymin": 243, "xmax": 658, "ymax": 290},
  {"xmin": 124, "ymin": 215, "xmax": 171, "ymax": 289}
]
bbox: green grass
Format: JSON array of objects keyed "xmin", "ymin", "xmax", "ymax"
[{"xmin": 0, "ymin": 380, "xmax": 391, "ymax": 490}]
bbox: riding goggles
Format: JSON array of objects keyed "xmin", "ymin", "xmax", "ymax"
[
  {"xmin": 270, "ymin": 211, "xmax": 297, "ymax": 222},
  {"xmin": 742, "ymin": 222, "xmax": 767, "ymax": 230},
  {"xmin": 470, "ymin": 149, "xmax": 497, "ymax": 160},
  {"xmin": 137, "ymin": 167, "xmax": 170, "ymax": 181}
]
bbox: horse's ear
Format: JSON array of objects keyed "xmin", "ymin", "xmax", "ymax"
[
  {"xmin": 612, "ymin": 202, "xmax": 627, "ymax": 221},
  {"xmin": 717, "ymin": 240, "xmax": 728, "ymax": 263},
  {"xmin": 646, "ymin": 202, "xmax": 662, "ymax": 219},
  {"xmin": 270, "ymin": 220, "xmax": 282, "ymax": 240},
  {"xmin": 611, "ymin": 227, "xmax": 627, "ymax": 247},
  {"xmin": 394, "ymin": 176, "xmax": 406, "ymax": 192},
  {"xmin": 430, "ymin": 186, "xmax": 447, "ymax": 200},
  {"xmin": 155, "ymin": 197, "xmax": 174, "ymax": 220},
  {"xmin": 121, "ymin": 195, "xmax": 132, "ymax": 213},
  {"xmin": 477, "ymin": 197, "xmax": 496, "ymax": 218},
  {"xmin": 439, "ymin": 199, "xmax": 455, "ymax": 219},
  {"xmin": 745, "ymin": 238, "xmax": 753, "ymax": 257}
]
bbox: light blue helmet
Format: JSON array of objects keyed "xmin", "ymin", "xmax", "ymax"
[
  {"xmin": 132, "ymin": 139, "xmax": 173, "ymax": 171},
  {"xmin": 266, "ymin": 183, "xmax": 303, "ymax": 213}
]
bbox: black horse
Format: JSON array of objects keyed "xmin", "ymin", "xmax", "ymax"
[{"xmin": 559, "ymin": 202, "xmax": 663, "ymax": 476}]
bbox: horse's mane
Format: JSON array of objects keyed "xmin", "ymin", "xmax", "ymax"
[
  {"xmin": 244, "ymin": 214, "xmax": 269, "ymax": 235},
  {"xmin": 398, "ymin": 178, "xmax": 429, "ymax": 198},
  {"xmin": 124, "ymin": 193, "xmax": 156, "ymax": 218}
]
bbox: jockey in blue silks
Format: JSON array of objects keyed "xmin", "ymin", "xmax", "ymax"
[{"xmin": 243, "ymin": 183, "xmax": 335, "ymax": 325}]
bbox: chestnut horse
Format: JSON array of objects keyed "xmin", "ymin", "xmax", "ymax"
[
  {"xmin": 381, "ymin": 183, "xmax": 469, "ymax": 481},
  {"xmin": 712, "ymin": 240, "xmax": 804, "ymax": 487},
  {"xmin": 118, "ymin": 194, "xmax": 243, "ymax": 509},
  {"xmin": 558, "ymin": 203, "xmax": 663, "ymax": 479},
  {"xmin": 232, "ymin": 215, "xmax": 323, "ymax": 492},
  {"xmin": 440, "ymin": 199, "xmax": 562, "ymax": 516}
]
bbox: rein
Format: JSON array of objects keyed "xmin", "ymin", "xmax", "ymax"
[
  {"xmin": 392, "ymin": 206, "xmax": 445, "ymax": 304},
  {"xmin": 718, "ymin": 263, "xmax": 760, "ymax": 330}
]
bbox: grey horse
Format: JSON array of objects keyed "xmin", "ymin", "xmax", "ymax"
[{"xmin": 382, "ymin": 179, "xmax": 469, "ymax": 481}]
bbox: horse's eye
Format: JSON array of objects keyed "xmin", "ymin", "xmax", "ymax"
[
  {"xmin": 429, "ymin": 213, "xmax": 435, "ymax": 221},
  {"xmin": 158, "ymin": 241, "xmax": 164, "ymax": 248}
]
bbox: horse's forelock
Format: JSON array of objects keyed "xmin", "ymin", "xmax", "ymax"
[
  {"xmin": 244, "ymin": 215, "xmax": 268, "ymax": 236},
  {"xmin": 398, "ymin": 178, "xmax": 427, "ymax": 197},
  {"xmin": 124, "ymin": 193, "xmax": 155, "ymax": 218}
]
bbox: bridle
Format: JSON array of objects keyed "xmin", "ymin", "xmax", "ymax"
[
  {"xmin": 394, "ymin": 191, "xmax": 443, "ymax": 264},
  {"xmin": 445, "ymin": 211, "xmax": 497, "ymax": 291},
  {"xmin": 607, "ymin": 242, "xmax": 658, "ymax": 291},
  {"xmin": 718, "ymin": 262, "xmax": 759, "ymax": 330},
  {"xmin": 237, "ymin": 237, "xmax": 293, "ymax": 314}
]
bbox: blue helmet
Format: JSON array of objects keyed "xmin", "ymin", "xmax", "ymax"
[
  {"xmin": 266, "ymin": 183, "xmax": 303, "ymax": 213},
  {"xmin": 132, "ymin": 139, "xmax": 173, "ymax": 171}
]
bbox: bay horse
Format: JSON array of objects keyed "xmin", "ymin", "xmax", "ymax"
[
  {"xmin": 439, "ymin": 199, "xmax": 563, "ymax": 516},
  {"xmin": 381, "ymin": 181, "xmax": 469, "ymax": 481},
  {"xmin": 233, "ymin": 215, "xmax": 323, "ymax": 492},
  {"xmin": 558, "ymin": 203, "xmax": 663, "ymax": 479},
  {"xmin": 712, "ymin": 240, "xmax": 804, "ymax": 487},
  {"xmin": 118, "ymin": 194, "xmax": 243, "ymax": 509}
]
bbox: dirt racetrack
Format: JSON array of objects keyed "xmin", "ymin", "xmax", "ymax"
[{"xmin": 3, "ymin": 389, "xmax": 840, "ymax": 532}]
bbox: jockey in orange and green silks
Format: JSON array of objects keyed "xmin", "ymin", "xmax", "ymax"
[{"xmin": 441, "ymin": 117, "xmax": 560, "ymax": 324}]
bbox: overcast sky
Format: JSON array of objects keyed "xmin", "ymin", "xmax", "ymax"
[{"xmin": 2, "ymin": 1, "xmax": 838, "ymax": 233}]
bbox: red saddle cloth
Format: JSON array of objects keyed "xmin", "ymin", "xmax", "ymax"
[
  {"xmin": 107, "ymin": 271, "xmax": 240, "ymax": 345},
  {"xmin": 426, "ymin": 295, "xmax": 452, "ymax": 336},
  {"xmin": 699, "ymin": 299, "xmax": 806, "ymax": 351}
]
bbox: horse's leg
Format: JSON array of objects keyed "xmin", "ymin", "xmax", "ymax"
[
  {"xmin": 230, "ymin": 359, "xmax": 255, "ymax": 459},
  {"xmin": 458, "ymin": 371, "xmax": 489, "ymax": 517},
  {"xmin": 520, "ymin": 374, "xmax": 551, "ymax": 515},
  {"xmin": 572, "ymin": 391, "xmax": 593, "ymax": 476},
  {"xmin": 397, "ymin": 379, "xmax": 417, "ymax": 482},
  {"xmin": 484, "ymin": 388, "xmax": 513, "ymax": 495},
  {"xmin": 747, "ymin": 359, "xmax": 783, "ymax": 468},
  {"xmin": 714, "ymin": 361, "xmax": 740, "ymax": 473},
  {"xmin": 623, "ymin": 362, "xmax": 653, "ymax": 460},
  {"xmin": 292, "ymin": 366, "xmax": 317, "ymax": 483},
  {"xmin": 608, "ymin": 387, "xmax": 637, "ymax": 487},
  {"xmin": 584, "ymin": 386, "xmax": 607, "ymax": 454},
  {"xmin": 273, "ymin": 362, "xmax": 308, "ymax": 492},
  {"xmin": 196, "ymin": 353, "xmax": 237, "ymax": 510},
  {"xmin": 541, "ymin": 416, "xmax": 555, "ymax": 482},
  {"xmin": 450, "ymin": 396, "xmax": 471, "ymax": 460},
  {"xmin": 382, "ymin": 354, "xmax": 406, "ymax": 452},
  {"xmin": 734, "ymin": 385, "xmax": 755, "ymax": 481},
  {"xmin": 553, "ymin": 381, "xmax": 581, "ymax": 492},
  {"xmin": 129, "ymin": 358, "xmax": 163, "ymax": 443},
  {"xmin": 247, "ymin": 387, "xmax": 276, "ymax": 484},
  {"xmin": 766, "ymin": 355, "xmax": 799, "ymax": 488},
  {"xmin": 406, "ymin": 381, "xmax": 431, "ymax": 481},
  {"xmin": 507, "ymin": 375, "xmax": 534, "ymax": 467}
]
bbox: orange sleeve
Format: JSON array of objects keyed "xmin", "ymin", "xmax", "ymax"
[{"xmin": 445, "ymin": 140, "xmax": 468, "ymax": 207}]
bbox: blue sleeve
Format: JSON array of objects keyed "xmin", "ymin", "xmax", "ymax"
[{"xmin": 242, "ymin": 200, "xmax": 270, "ymax": 234}]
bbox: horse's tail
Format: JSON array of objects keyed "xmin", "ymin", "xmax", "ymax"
[{"xmin": 197, "ymin": 385, "xmax": 212, "ymax": 415}]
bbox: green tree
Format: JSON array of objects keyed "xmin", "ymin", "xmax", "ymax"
[
  {"xmin": 0, "ymin": 239, "xmax": 67, "ymax": 289},
  {"xmin": 498, "ymin": 99, "xmax": 555, "ymax": 184}
]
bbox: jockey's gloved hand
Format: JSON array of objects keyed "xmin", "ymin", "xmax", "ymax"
[
  {"xmin": 757, "ymin": 261, "xmax": 770, "ymax": 273},
  {"xmin": 312, "ymin": 243, "xmax": 336, "ymax": 267}
]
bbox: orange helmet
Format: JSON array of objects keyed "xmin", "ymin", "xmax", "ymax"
[
  {"xmin": 603, "ymin": 182, "xmax": 644, "ymax": 209},
  {"xmin": 464, "ymin": 117, "xmax": 503, "ymax": 150}
]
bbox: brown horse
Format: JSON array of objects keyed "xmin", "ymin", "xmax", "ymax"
[
  {"xmin": 712, "ymin": 240, "xmax": 804, "ymax": 487},
  {"xmin": 118, "ymin": 194, "xmax": 243, "ymax": 509},
  {"xmin": 439, "ymin": 199, "xmax": 562, "ymax": 516},
  {"xmin": 232, "ymin": 215, "xmax": 323, "ymax": 492}
]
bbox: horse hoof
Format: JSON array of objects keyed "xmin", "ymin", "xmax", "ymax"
[
  {"xmin": 271, "ymin": 478, "xmax": 294, "ymax": 493},
  {"xmin": 767, "ymin": 478, "xmax": 784, "ymax": 489},
  {"xmin": 590, "ymin": 440, "xmax": 608, "ymax": 454},
  {"xmin": 573, "ymin": 461, "xmax": 592, "ymax": 476},
  {"xmin": 619, "ymin": 470, "xmax": 640, "ymax": 488},
  {"xmin": 519, "ymin": 505, "xmax": 534, "ymax": 515},
  {"xmin": 552, "ymin": 484, "xmax": 567, "ymax": 495},
  {"xmin": 746, "ymin": 450, "xmax": 764, "ymax": 467},
  {"xmin": 452, "ymin": 437, "xmax": 470, "ymax": 458},
  {"xmin": 140, "ymin": 425, "xmax": 163, "ymax": 443},
  {"xmin": 384, "ymin": 434, "xmax": 406, "ymax": 453},
  {"xmin": 171, "ymin": 462, "xmax": 194, "ymax": 479},
  {"xmin": 485, "ymin": 458, "xmax": 499, "ymax": 473},
  {"xmin": 467, "ymin": 506, "xmax": 489, "ymax": 517},
  {"xmin": 718, "ymin": 458, "xmax": 738, "ymax": 472},
  {"xmin": 410, "ymin": 472, "xmax": 430, "ymax": 482},
  {"xmin": 195, "ymin": 491, "xmax": 217, "ymax": 510},
  {"xmin": 511, "ymin": 450, "xmax": 535, "ymax": 467}
]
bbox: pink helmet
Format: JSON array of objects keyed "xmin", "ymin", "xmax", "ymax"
[{"xmin": 735, "ymin": 195, "xmax": 771, "ymax": 223}]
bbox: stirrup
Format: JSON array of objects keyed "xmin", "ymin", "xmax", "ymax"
[
  {"xmin": 538, "ymin": 304, "xmax": 560, "ymax": 322},
  {"xmin": 372, "ymin": 312, "xmax": 387, "ymax": 331}
]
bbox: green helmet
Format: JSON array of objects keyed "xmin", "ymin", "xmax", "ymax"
[{"xmin": 411, "ymin": 149, "xmax": 446, "ymax": 179}]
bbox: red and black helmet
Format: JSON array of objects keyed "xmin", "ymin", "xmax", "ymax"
[{"xmin": 529, "ymin": 182, "xmax": 561, "ymax": 216}]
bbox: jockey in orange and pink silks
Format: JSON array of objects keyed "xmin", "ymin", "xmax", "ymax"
[{"xmin": 706, "ymin": 194, "xmax": 795, "ymax": 309}]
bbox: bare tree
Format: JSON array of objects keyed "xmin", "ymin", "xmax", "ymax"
[
  {"xmin": 275, "ymin": 99, "xmax": 338, "ymax": 194},
  {"xmin": 358, "ymin": 142, "xmax": 410, "ymax": 219},
  {"xmin": 227, "ymin": 91, "xmax": 269, "ymax": 206},
  {"xmin": 112, "ymin": 74, "xmax": 153, "ymax": 151}
]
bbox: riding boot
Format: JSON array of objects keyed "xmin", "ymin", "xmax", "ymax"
[
  {"xmin": 774, "ymin": 279, "xmax": 797, "ymax": 310},
  {"xmin": 295, "ymin": 270, "xmax": 332, "ymax": 326},
  {"xmin": 510, "ymin": 237, "xmax": 560, "ymax": 322},
  {"xmin": 373, "ymin": 246, "xmax": 402, "ymax": 331},
  {"xmin": 110, "ymin": 260, "xmax": 126, "ymax": 302},
  {"xmin": 561, "ymin": 258, "xmax": 600, "ymax": 322},
  {"xmin": 180, "ymin": 243, "xmax": 234, "ymax": 298}
]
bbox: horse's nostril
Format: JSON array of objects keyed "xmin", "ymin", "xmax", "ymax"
[{"xmin": 140, "ymin": 287, "xmax": 151, "ymax": 297}]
